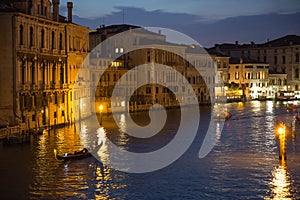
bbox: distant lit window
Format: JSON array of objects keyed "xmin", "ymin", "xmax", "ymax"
[
  {"xmin": 115, "ymin": 48, "xmax": 119, "ymax": 53},
  {"xmin": 120, "ymin": 48, "xmax": 124, "ymax": 53},
  {"xmin": 235, "ymin": 72, "xmax": 239, "ymax": 80}
]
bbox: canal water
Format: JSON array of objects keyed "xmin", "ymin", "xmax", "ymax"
[{"xmin": 0, "ymin": 101, "xmax": 300, "ymax": 199}]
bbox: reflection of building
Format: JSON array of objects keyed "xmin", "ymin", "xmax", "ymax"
[
  {"xmin": 89, "ymin": 25, "xmax": 215, "ymax": 113},
  {"xmin": 228, "ymin": 58, "xmax": 269, "ymax": 100},
  {"xmin": 0, "ymin": 1, "xmax": 89, "ymax": 128}
]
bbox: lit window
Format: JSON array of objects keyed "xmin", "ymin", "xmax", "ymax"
[
  {"xmin": 115, "ymin": 48, "xmax": 119, "ymax": 53},
  {"xmin": 120, "ymin": 48, "xmax": 124, "ymax": 53},
  {"xmin": 235, "ymin": 72, "xmax": 239, "ymax": 80}
]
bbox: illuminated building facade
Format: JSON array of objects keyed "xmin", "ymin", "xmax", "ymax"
[
  {"xmin": 228, "ymin": 58, "xmax": 269, "ymax": 100},
  {"xmin": 0, "ymin": 0, "xmax": 89, "ymax": 128},
  {"xmin": 212, "ymin": 35, "xmax": 300, "ymax": 91},
  {"xmin": 89, "ymin": 25, "xmax": 215, "ymax": 113}
]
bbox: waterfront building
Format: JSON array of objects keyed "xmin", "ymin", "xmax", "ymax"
[
  {"xmin": 228, "ymin": 58, "xmax": 269, "ymax": 100},
  {"xmin": 89, "ymin": 24, "xmax": 215, "ymax": 113},
  {"xmin": 0, "ymin": 0, "xmax": 89, "ymax": 129},
  {"xmin": 211, "ymin": 35, "xmax": 300, "ymax": 91}
]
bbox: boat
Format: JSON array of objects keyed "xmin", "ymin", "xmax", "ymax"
[
  {"xmin": 54, "ymin": 148, "xmax": 92, "ymax": 161},
  {"xmin": 31, "ymin": 127, "xmax": 48, "ymax": 135},
  {"xmin": 225, "ymin": 112, "xmax": 232, "ymax": 121}
]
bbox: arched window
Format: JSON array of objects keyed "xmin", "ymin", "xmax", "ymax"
[
  {"xmin": 19, "ymin": 25, "xmax": 24, "ymax": 45},
  {"xmin": 30, "ymin": 27, "xmax": 34, "ymax": 47},
  {"xmin": 41, "ymin": 29, "xmax": 45, "ymax": 48}
]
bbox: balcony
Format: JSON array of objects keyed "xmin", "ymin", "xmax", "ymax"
[
  {"xmin": 30, "ymin": 84, "xmax": 38, "ymax": 90},
  {"xmin": 20, "ymin": 84, "xmax": 30, "ymax": 91},
  {"xmin": 41, "ymin": 48, "xmax": 48, "ymax": 53},
  {"xmin": 40, "ymin": 84, "xmax": 50, "ymax": 90},
  {"xmin": 60, "ymin": 83, "xmax": 69, "ymax": 89}
]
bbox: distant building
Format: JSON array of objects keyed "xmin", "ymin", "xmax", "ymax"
[
  {"xmin": 89, "ymin": 24, "xmax": 215, "ymax": 113},
  {"xmin": 212, "ymin": 35, "xmax": 300, "ymax": 91},
  {"xmin": 0, "ymin": 0, "xmax": 89, "ymax": 128},
  {"xmin": 228, "ymin": 58, "xmax": 269, "ymax": 100},
  {"xmin": 207, "ymin": 48, "xmax": 230, "ymax": 101}
]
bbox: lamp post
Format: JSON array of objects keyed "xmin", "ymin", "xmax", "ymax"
[
  {"xmin": 99, "ymin": 104, "xmax": 103, "ymax": 125},
  {"xmin": 277, "ymin": 122, "xmax": 287, "ymax": 160}
]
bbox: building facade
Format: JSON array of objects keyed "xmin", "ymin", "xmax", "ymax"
[
  {"xmin": 228, "ymin": 58, "xmax": 269, "ymax": 100},
  {"xmin": 89, "ymin": 25, "xmax": 216, "ymax": 113},
  {"xmin": 0, "ymin": 0, "xmax": 89, "ymax": 129},
  {"xmin": 212, "ymin": 35, "xmax": 300, "ymax": 91}
]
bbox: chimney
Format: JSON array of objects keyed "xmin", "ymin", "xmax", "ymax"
[
  {"xmin": 67, "ymin": 2, "xmax": 73, "ymax": 23},
  {"xmin": 235, "ymin": 41, "xmax": 239, "ymax": 45},
  {"xmin": 52, "ymin": 0, "xmax": 60, "ymax": 21}
]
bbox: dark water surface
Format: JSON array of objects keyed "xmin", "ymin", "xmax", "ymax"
[{"xmin": 0, "ymin": 101, "xmax": 300, "ymax": 199}]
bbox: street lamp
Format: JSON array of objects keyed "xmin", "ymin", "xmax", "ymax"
[
  {"xmin": 99, "ymin": 104, "xmax": 103, "ymax": 125},
  {"xmin": 276, "ymin": 122, "xmax": 287, "ymax": 160}
]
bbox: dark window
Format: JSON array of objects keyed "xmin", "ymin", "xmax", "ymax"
[
  {"xmin": 41, "ymin": 29, "xmax": 45, "ymax": 48},
  {"xmin": 296, "ymin": 53, "xmax": 299, "ymax": 63},
  {"xmin": 51, "ymin": 31, "xmax": 55, "ymax": 49},
  {"xmin": 274, "ymin": 56, "xmax": 277, "ymax": 64},
  {"xmin": 19, "ymin": 25, "xmax": 24, "ymax": 45},
  {"xmin": 156, "ymin": 87, "xmax": 159, "ymax": 94},
  {"xmin": 295, "ymin": 68, "xmax": 299, "ymax": 79},
  {"xmin": 54, "ymin": 112, "xmax": 57, "ymax": 118},
  {"xmin": 282, "ymin": 56, "xmax": 286, "ymax": 64},
  {"xmin": 32, "ymin": 114, "xmax": 36, "ymax": 122},
  {"xmin": 60, "ymin": 65, "xmax": 64, "ymax": 84},
  {"xmin": 59, "ymin": 33, "xmax": 63, "ymax": 50},
  {"xmin": 62, "ymin": 110, "xmax": 65, "ymax": 117},
  {"xmin": 55, "ymin": 94, "xmax": 58, "ymax": 104},
  {"xmin": 147, "ymin": 51, "xmax": 151, "ymax": 62},
  {"xmin": 31, "ymin": 61, "xmax": 35, "ymax": 84},
  {"xmin": 21, "ymin": 62, "xmax": 25, "ymax": 84},
  {"xmin": 30, "ymin": 27, "xmax": 34, "ymax": 46}
]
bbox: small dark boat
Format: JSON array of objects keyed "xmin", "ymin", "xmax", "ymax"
[{"xmin": 54, "ymin": 148, "xmax": 92, "ymax": 161}]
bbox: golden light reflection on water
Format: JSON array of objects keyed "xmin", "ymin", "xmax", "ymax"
[
  {"xmin": 265, "ymin": 160, "xmax": 292, "ymax": 200},
  {"xmin": 251, "ymin": 100, "xmax": 262, "ymax": 112}
]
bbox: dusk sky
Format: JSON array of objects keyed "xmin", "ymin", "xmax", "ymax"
[{"xmin": 59, "ymin": 0, "xmax": 300, "ymax": 47}]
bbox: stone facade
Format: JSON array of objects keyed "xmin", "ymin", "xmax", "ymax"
[
  {"xmin": 212, "ymin": 35, "xmax": 300, "ymax": 91},
  {"xmin": 89, "ymin": 25, "xmax": 216, "ymax": 113},
  {"xmin": 0, "ymin": 0, "xmax": 89, "ymax": 129}
]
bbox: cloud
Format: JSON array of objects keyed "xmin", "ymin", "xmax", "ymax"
[{"xmin": 72, "ymin": 7, "xmax": 300, "ymax": 47}]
